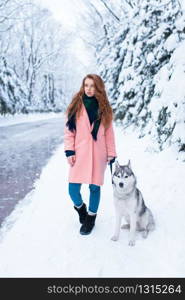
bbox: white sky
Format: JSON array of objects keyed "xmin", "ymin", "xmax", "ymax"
[{"xmin": 35, "ymin": 0, "xmax": 79, "ymax": 31}]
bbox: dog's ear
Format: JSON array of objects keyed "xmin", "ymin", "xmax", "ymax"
[
  {"xmin": 115, "ymin": 160, "xmax": 120, "ymax": 169},
  {"xmin": 127, "ymin": 159, "xmax": 131, "ymax": 168},
  {"xmin": 115, "ymin": 159, "xmax": 119, "ymax": 167}
]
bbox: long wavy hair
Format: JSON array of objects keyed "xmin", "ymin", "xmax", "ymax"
[{"xmin": 66, "ymin": 74, "xmax": 113, "ymax": 129}]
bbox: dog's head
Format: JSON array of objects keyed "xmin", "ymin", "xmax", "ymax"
[{"xmin": 112, "ymin": 160, "xmax": 136, "ymax": 192}]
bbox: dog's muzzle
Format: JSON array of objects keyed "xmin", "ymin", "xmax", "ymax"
[{"xmin": 119, "ymin": 182, "xmax": 124, "ymax": 188}]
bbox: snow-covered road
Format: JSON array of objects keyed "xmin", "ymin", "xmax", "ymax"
[
  {"xmin": 0, "ymin": 115, "xmax": 64, "ymax": 225},
  {"xmin": 0, "ymin": 124, "xmax": 184, "ymax": 277}
]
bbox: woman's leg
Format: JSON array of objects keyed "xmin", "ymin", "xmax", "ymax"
[
  {"xmin": 69, "ymin": 183, "xmax": 87, "ymax": 224},
  {"xmin": 79, "ymin": 184, "xmax": 100, "ymax": 235},
  {"xmin": 68, "ymin": 183, "xmax": 83, "ymax": 207},
  {"xmin": 88, "ymin": 184, "xmax": 101, "ymax": 214}
]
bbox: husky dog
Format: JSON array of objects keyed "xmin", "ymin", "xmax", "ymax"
[{"xmin": 111, "ymin": 160, "xmax": 155, "ymax": 246}]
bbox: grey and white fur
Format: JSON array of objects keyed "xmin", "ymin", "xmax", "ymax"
[{"xmin": 111, "ymin": 160, "xmax": 155, "ymax": 246}]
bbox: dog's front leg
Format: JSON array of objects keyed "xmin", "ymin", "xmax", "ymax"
[
  {"xmin": 111, "ymin": 213, "xmax": 122, "ymax": 241},
  {"xmin": 128, "ymin": 213, "xmax": 137, "ymax": 246}
]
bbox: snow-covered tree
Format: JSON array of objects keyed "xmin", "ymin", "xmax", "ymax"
[
  {"xmin": 0, "ymin": 0, "xmax": 78, "ymax": 115},
  {"xmin": 0, "ymin": 57, "xmax": 29, "ymax": 114},
  {"xmin": 95, "ymin": 0, "xmax": 185, "ymax": 152}
]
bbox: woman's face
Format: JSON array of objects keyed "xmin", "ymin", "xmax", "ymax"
[{"xmin": 84, "ymin": 78, "xmax": 95, "ymax": 97}]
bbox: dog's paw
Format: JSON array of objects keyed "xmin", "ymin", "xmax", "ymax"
[
  {"xmin": 128, "ymin": 239, "xmax": 135, "ymax": 247},
  {"xmin": 111, "ymin": 235, "xmax": 119, "ymax": 241},
  {"xmin": 142, "ymin": 230, "xmax": 148, "ymax": 239},
  {"xmin": 121, "ymin": 224, "xmax": 130, "ymax": 230}
]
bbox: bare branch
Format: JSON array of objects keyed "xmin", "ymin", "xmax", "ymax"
[
  {"xmin": 125, "ymin": 0, "xmax": 134, "ymax": 9},
  {"xmin": 99, "ymin": 0, "xmax": 120, "ymax": 22},
  {"xmin": 0, "ymin": 2, "xmax": 38, "ymax": 23},
  {"xmin": 0, "ymin": 24, "xmax": 13, "ymax": 31},
  {"xmin": 89, "ymin": 1, "xmax": 103, "ymax": 22},
  {"xmin": 0, "ymin": 0, "xmax": 11, "ymax": 9}
]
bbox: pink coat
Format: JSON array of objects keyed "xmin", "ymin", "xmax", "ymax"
[{"xmin": 64, "ymin": 103, "xmax": 117, "ymax": 186}]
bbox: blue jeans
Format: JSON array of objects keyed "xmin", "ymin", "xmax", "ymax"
[{"xmin": 68, "ymin": 183, "xmax": 101, "ymax": 213}]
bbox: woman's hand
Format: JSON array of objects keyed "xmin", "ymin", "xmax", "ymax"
[{"xmin": 67, "ymin": 155, "xmax": 76, "ymax": 166}]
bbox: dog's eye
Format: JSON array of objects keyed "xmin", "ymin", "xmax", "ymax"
[
  {"xmin": 124, "ymin": 175, "xmax": 128, "ymax": 178},
  {"xmin": 117, "ymin": 174, "xmax": 121, "ymax": 178}
]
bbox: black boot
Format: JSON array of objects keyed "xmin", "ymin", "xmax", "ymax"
[
  {"xmin": 74, "ymin": 203, "xmax": 87, "ymax": 224},
  {"xmin": 80, "ymin": 213, "xmax": 96, "ymax": 235}
]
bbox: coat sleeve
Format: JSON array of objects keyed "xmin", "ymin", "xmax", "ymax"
[
  {"xmin": 64, "ymin": 113, "xmax": 76, "ymax": 152},
  {"xmin": 105, "ymin": 120, "xmax": 117, "ymax": 157}
]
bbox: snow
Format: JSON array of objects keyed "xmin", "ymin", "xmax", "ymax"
[
  {"xmin": 0, "ymin": 123, "xmax": 184, "ymax": 277},
  {"xmin": 0, "ymin": 112, "xmax": 64, "ymax": 127}
]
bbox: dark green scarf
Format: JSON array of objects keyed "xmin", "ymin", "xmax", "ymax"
[
  {"xmin": 82, "ymin": 93, "xmax": 101, "ymax": 141},
  {"xmin": 66, "ymin": 93, "xmax": 101, "ymax": 141}
]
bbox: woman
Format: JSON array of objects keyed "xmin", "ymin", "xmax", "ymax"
[{"xmin": 64, "ymin": 74, "xmax": 117, "ymax": 235}]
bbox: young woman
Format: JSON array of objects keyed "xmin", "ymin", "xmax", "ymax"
[{"xmin": 64, "ymin": 74, "xmax": 117, "ymax": 235}]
